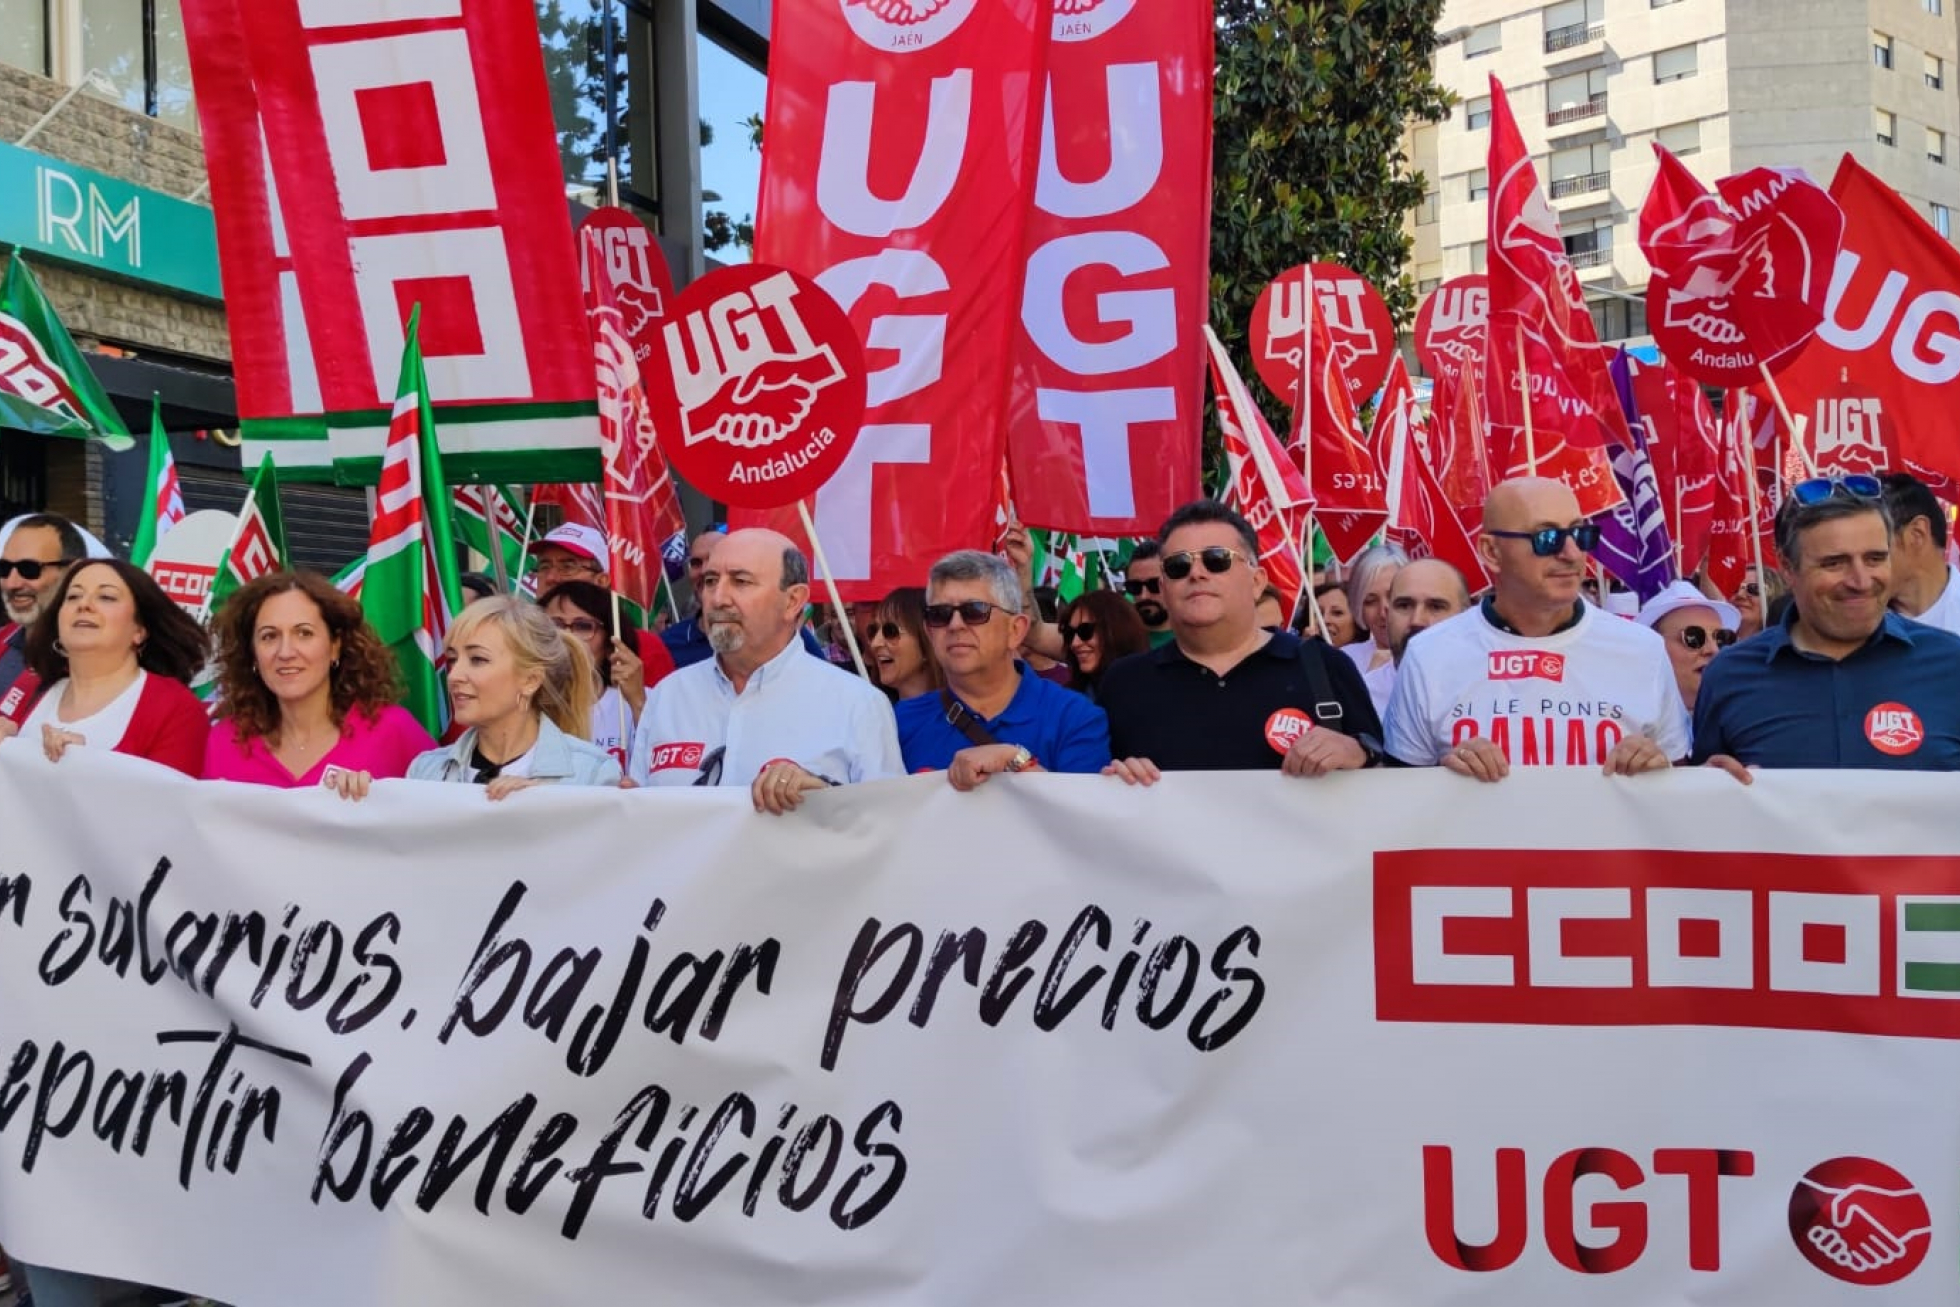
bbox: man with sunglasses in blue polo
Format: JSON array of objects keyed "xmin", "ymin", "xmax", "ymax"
[
  {"xmin": 1384, "ymin": 477, "xmax": 1689, "ymax": 779},
  {"xmin": 1694, "ymin": 474, "xmax": 1960, "ymax": 775}
]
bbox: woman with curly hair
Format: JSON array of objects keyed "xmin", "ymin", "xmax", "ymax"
[
  {"xmin": 204, "ymin": 570, "xmax": 434, "ymax": 797},
  {"xmin": 19, "ymin": 558, "xmax": 211, "ymax": 776}
]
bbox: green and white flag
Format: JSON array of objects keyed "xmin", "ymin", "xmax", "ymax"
[
  {"xmin": 0, "ymin": 255, "xmax": 134, "ymax": 450},
  {"xmin": 363, "ymin": 309, "xmax": 464, "ymax": 738},
  {"xmin": 129, "ymin": 397, "xmax": 185, "ymax": 569},
  {"xmin": 207, "ymin": 453, "xmax": 290, "ymax": 617},
  {"xmin": 452, "ymin": 483, "xmax": 527, "ymax": 584}
]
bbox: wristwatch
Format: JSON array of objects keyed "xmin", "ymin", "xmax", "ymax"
[
  {"xmin": 1357, "ymin": 734, "xmax": 1387, "ymax": 769},
  {"xmin": 1006, "ymin": 746, "xmax": 1035, "ymax": 773}
]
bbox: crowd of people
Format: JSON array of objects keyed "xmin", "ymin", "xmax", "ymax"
[{"xmin": 1, "ymin": 466, "xmax": 1956, "ymax": 1304}]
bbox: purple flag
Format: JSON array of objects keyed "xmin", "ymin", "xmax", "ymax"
[{"xmin": 1598, "ymin": 350, "xmax": 1678, "ymax": 602}]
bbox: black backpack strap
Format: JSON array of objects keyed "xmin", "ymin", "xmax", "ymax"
[
  {"xmin": 940, "ymin": 689, "xmax": 1001, "ymax": 748},
  {"xmin": 1296, "ymin": 638, "xmax": 1346, "ymax": 730}
]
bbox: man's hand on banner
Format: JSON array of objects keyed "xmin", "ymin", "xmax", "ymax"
[
  {"xmin": 1281, "ymin": 729, "xmax": 1367, "ymax": 778},
  {"xmin": 1703, "ymin": 754, "xmax": 1755, "ymax": 785},
  {"xmin": 1443, "ymin": 737, "xmax": 1509, "ymax": 783},
  {"xmin": 753, "ymin": 761, "xmax": 829, "ymax": 815},
  {"xmin": 1603, "ymin": 732, "xmax": 1673, "ymax": 777},
  {"xmin": 1102, "ymin": 756, "xmax": 1163, "ymax": 787}
]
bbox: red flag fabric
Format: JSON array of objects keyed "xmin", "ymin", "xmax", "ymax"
[
  {"xmin": 1205, "ymin": 327, "xmax": 1310, "ymax": 613},
  {"xmin": 1773, "ymin": 155, "xmax": 1960, "ymax": 490},
  {"xmin": 1627, "ymin": 356, "xmax": 1719, "ymax": 577},
  {"xmin": 534, "ymin": 482, "xmax": 604, "ymax": 532},
  {"xmin": 1436, "ymin": 366, "xmax": 1492, "ymax": 530},
  {"xmin": 1005, "ymin": 0, "xmax": 1211, "ymax": 535},
  {"xmin": 1371, "ymin": 354, "xmax": 1489, "ymax": 589},
  {"xmin": 181, "ymin": 0, "xmax": 600, "ymax": 484},
  {"xmin": 1483, "ymin": 77, "xmax": 1624, "ymax": 462},
  {"xmin": 1706, "ymin": 391, "xmax": 1777, "ymax": 598},
  {"xmin": 581, "ymin": 231, "xmax": 665, "ymax": 613},
  {"xmin": 1289, "ymin": 286, "xmax": 1386, "ymax": 563},
  {"xmin": 730, "ymin": 0, "xmax": 1049, "ymax": 599},
  {"xmin": 1638, "ymin": 149, "xmax": 1843, "ymax": 388}
]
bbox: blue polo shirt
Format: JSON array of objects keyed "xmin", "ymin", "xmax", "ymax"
[
  {"xmin": 894, "ymin": 663, "xmax": 1111, "ymax": 774},
  {"xmin": 1692, "ymin": 609, "xmax": 1960, "ymax": 769}
]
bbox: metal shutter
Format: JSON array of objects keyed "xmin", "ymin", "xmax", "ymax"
[{"xmin": 178, "ymin": 466, "xmax": 370, "ymax": 576}]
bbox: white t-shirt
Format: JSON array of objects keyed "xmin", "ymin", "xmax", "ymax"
[
  {"xmin": 1343, "ymin": 639, "xmax": 1398, "ymax": 719},
  {"xmin": 1384, "ymin": 604, "xmax": 1691, "ymax": 767},
  {"xmin": 629, "ymin": 636, "xmax": 903, "ymax": 787},
  {"xmin": 589, "ymin": 685, "xmax": 636, "ymax": 763},
  {"xmin": 23, "ymin": 672, "xmax": 146, "ymax": 751},
  {"xmin": 1908, "ymin": 564, "xmax": 1960, "ymax": 636}
]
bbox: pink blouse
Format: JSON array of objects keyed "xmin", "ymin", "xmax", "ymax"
[{"xmin": 203, "ymin": 705, "xmax": 435, "ymax": 788}]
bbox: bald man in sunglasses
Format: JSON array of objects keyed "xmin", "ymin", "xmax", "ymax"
[{"xmin": 1383, "ymin": 478, "xmax": 1689, "ymax": 780}]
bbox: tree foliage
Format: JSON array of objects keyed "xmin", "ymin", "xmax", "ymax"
[{"xmin": 1210, "ymin": 0, "xmax": 1453, "ymax": 397}]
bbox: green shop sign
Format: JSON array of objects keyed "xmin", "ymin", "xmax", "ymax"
[{"xmin": 0, "ymin": 141, "xmax": 221, "ymax": 301}]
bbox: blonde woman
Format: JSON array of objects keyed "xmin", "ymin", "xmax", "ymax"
[{"xmin": 407, "ymin": 596, "xmax": 623, "ymax": 795}]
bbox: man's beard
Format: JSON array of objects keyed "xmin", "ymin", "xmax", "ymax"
[
  {"xmin": 3, "ymin": 594, "xmax": 46, "ymax": 628},
  {"xmin": 1136, "ymin": 600, "xmax": 1167, "ymax": 627},
  {"xmin": 706, "ymin": 618, "xmax": 746, "ymax": 655}
]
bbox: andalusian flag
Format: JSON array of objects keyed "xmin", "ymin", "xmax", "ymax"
[
  {"xmin": 129, "ymin": 397, "xmax": 184, "ymax": 568},
  {"xmin": 364, "ymin": 310, "xmax": 464, "ymax": 737},
  {"xmin": 0, "ymin": 255, "xmax": 133, "ymax": 450},
  {"xmin": 452, "ymin": 483, "xmax": 527, "ymax": 583},
  {"xmin": 207, "ymin": 453, "xmax": 289, "ymax": 616}
]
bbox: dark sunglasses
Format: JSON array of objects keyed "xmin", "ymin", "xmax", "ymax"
[
  {"xmin": 1059, "ymin": 622, "xmax": 1098, "ymax": 644},
  {"xmin": 0, "ymin": 558, "xmax": 70, "ymax": 581},
  {"xmin": 923, "ymin": 600, "xmax": 1009, "ymax": 628},
  {"xmin": 1677, "ymin": 625, "xmax": 1737, "ymax": 651},
  {"xmin": 1741, "ymin": 582, "xmax": 1762, "ymax": 598},
  {"xmin": 1161, "ymin": 546, "xmax": 1252, "ymax": 580},
  {"xmin": 1487, "ymin": 523, "xmax": 1602, "ymax": 557},
  {"xmin": 1123, "ymin": 577, "xmax": 1161, "ymax": 597},
  {"xmin": 1791, "ymin": 474, "xmax": 1883, "ymax": 506},
  {"xmin": 864, "ymin": 621, "xmax": 903, "ymax": 642}
]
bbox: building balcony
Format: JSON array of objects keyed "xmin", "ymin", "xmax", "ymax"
[
  {"xmin": 1568, "ymin": 247, "xmax": 1612, "ymax": 270},
  {"xmin": 1547, "ymin": 95, "xmax": 1607, "ymax": 127},
  {"xmin": 1544, "ymin": 22, "xmax": 1604, "ymax": 54},
  {"xmin": 1549, "ymin": 170, "xmax": 1610, "ymax": 199}
]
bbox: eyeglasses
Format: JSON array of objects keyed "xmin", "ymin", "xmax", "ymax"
[
  {"xmin": 1740, "ymin": 582, "xmax": 1762, "ymax": 598},
  {"xmin": 0, "ymin": 558, "xmax": 70, "ymax": 581},
  {"xmin": 1486, "ymin": 524, "xmax": 1602, "ymax": 557},
  {"xmin": 1123, "ymin": 576, "xmax": 1161, "ymax": 597},
  {"xmin": 1059, "ymin": 622, "xmax": 1098, "ymax": 644},
  {"xmin": 535, "ymin": 557, "xmax": 600, "ymax": 576},
  {"xmin": 1161, "ymin": 547, "xmax": 1253, "ymax": 580},
  {"xmin": 923, "ymin": 600, "xmax": 1011, "ymax": 628},
  {"xmin": 1677, "ymin": 625, "xmax": 1737, "ymax": 651},
  {"xmin": 1790, "ymin": 474, "xmax": 1883, "ymax": 506},
  {"xmin": 864, "ymin": 621, "xmax": 903, "ymax": 642},
  {"xmin": 551, "ymin": 617, "xmax": 603, "ymax": 637}
]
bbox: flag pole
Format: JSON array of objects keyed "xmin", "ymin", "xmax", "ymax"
[
  {"xmin": 199, "ymin": 480, "xmax": 259, "ymax": 625},
  {"xmin": 796, "ymin": 499, "xmax": 867, "ymax": 679},
  {"xmin": 1734, "ymin": 392, "xmax": 1769, "ymax": 631},
  {"xmin": 1756, "ymin": 361, "xmax": 1818, "ymax": 479},
  {"xmin": 1515, "ymin": 320, "xmax": 1537, "ymax": 476},
  {"xmin": 483, "ymin": 488, "xmax": 511, "ymax": 595},
  {"xmin": 1294, "ymin": 269, "xmax": 1327, "ymax": 629},
  {"xmin": 515, "ymin": 488, "xmax": 540, "ymax": 594},
  {"xmin": 610, "ymin": 586, "xmax": 630, "ymax": 753}
]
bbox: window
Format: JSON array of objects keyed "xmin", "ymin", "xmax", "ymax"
[
  {"xmin": 1657, "ymin": 120, "xmax": 1702, "ymax": 157},
  {"xmin": 79, "ymin": 0, "xmax": 196, "ymax": 130},
  {"xmin": 1877, "ymin": 109, "xmax": 1897, "ymax": 147},
  {"xmin": 1928, "ymin": 55, "xmax": 1944, "ymax": 90},
  {"xmin": 1549, "ymin": 141, "xmax": 1612, "ymax": 197},
  {"xmin": 1465, "ymin": 95, "xmax": 1492, "ymax": 130},
  {"xmin": 1929, "ymin": 0, "xmax": 1944, "ymax": 15},
  {"xmin": 1564, "ymin": 217, "xmax": 1613, "ymax": 269},
  {"xmin": 542, "ymin": 2, "xmax": 664, "ymax": 219},
  {"xmin": 1418, "ymin": 278, "xmax": 1442, "ymax": 296},
  {"xmin": 1654, "ymin": 44, "xmax": 1698, "ymax": 83},
  {"xmin": 1547, "ymin": 68, "xmax": 1608, "ymax": 124},
  {"xmin": 1468, "ymin": 168, "xmax": 1489, "ymax": 201},
  {"xmin": 0, "ymin": 0, "xmax": 49, "ymax": 76},
  {"xmin": 1465, "ymin": 21, "xmax": 1502, "ymax": 56},
  {"xmin": 1937, "ymin": 204, "xmax": 1953, "ymax": 239},
  {"xmin": 1468, "ymin": 240, "xmax": 1488, "ymax": 270},
  {"xmin": 1543, "ymin": 0, "xmax": 1603, "ymax": 52},
  {"xmin": 1417, "ymin": 191, "xmax": 1440, "ymax": 225},
  {"xmin": 1874, "ymin": 32, "xmax": 1894, "ymax": 70},
  {"xmin": 1650, "ymin": 0, "xmax": 1684, "ymax": 6},
  {"xmin": 1931, "ymin": 128, "xmax": 1947, "ymax": 164}
]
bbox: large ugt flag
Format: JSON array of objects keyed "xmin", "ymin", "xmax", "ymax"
[
  {"xmin": 180, "ymin": 0, "xmax": 599, "ymax": 486},
  {"xmin": 730, "ymin": 0, "xmax": 1050, "ymax": 599},
  {"xmin": 1004, "ymin": 0, "xmax": 1212, "ymax": 537}
]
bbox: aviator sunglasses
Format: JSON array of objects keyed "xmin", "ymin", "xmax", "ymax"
[
  {"xmin": 1676, "ymin": 625, "xmax": 1737, "ymax": 651},
  {"xmin": 1790, "ymin": 474, "xmax": 1883, "ymax": 506},
  {"xmin": 1161, "ymin": 547, "xmax": 1252, "ymax": 580}
]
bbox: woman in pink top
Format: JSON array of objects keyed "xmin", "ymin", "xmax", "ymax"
[{"xmin": 205, "ymin": 570, "xmax": 433, "ymax": 794}]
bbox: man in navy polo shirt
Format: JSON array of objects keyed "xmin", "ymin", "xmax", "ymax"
[
  {"xmin": 894, "ymin": 550, "xmax": 1110, "ymax": 786},
  {"xmin": 1696, "ymin": 477, "xmax": 1960, "ymax": 774},
  {"xmin": 1097, "ymin": 500, "xmax": 1384, "ymax": 779}
]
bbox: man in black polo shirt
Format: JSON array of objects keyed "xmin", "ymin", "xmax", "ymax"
[{"xmin": 1098, "ymin": 500, "xmax": 1383, "ymax": 780}]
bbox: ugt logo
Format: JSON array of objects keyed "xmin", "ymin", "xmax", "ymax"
[
  {"xmin": 1487, "ymin": 651, "xmax": 1566, "ymax": 683},
  {"xmin": 661, "ymin": 271, "xmax": 846, "ymax": 452},
  {"xmin": 1788, "ymin": 1157, "xmax": 1931, "ymax": 1286}
]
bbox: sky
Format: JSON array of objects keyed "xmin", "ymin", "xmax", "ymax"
[{"xmin": 697, "ymin": 36, "xmax": 767, "ymax": 262}]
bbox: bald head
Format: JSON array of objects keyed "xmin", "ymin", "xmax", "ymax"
[
  {"xmin": 701, "ymin": 528, "xmax": 811, "ymax": 666},
  {"xmin": 1387, "ymin": 559, "xmax": 1472, "ymax": 664},
  {"xmin": 1484, "ymin": 477, "xmax": 1582, "ymax": 531},
  {"xmin": 711, "ymin": 528, "xmax": 807, "ymax": 588},
  {"xmin": 1478, "ymin": 476, "xmax": 1592, "ymax": 620}
]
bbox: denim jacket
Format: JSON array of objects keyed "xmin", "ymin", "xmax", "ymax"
[{"xmin": 407, "ymin": 715, "xmax": 624, "ymax": 787}]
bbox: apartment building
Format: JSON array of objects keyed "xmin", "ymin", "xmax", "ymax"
[{"xmin": 1408, "ymin": 0, "xmax": 1960, "ymax": 345}]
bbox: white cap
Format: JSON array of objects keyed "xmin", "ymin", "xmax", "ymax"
[
  {"xmin": 528, "ymin": 523, "xmax": 607, "ymax": 566},
  {"xmin": 1637, "ymin": 579, "xmax": 1741, "ymax": 633}
]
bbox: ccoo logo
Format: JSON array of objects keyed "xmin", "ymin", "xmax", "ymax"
[
  {"xmin": 1788, "ymin": 1157, "xmax": 1931, "ymax": 1285},
  {"xmin": 839, "ymin": 0, "xmax": 980, "ymax": 50},
  {"xmin": 1865, "ymin": 702, "xmax": 1924, "ymax": 756}
]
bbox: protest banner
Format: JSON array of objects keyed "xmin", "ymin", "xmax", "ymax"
[{"xmin": 3, "ymin": 755, "xmax": 1959, "ymax": 1304}]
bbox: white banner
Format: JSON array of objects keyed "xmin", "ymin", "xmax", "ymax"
[{"xmin": 2, "ymin": 751, "xmax": 1958, "ymax": 1305}]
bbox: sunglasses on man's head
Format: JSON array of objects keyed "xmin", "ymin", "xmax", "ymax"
[
  {"xmin": 1059, "ymin": 622, "xmax": 1098, "ymax": 644},
  {"xmin": 864, "ymin": 621, "xmax": 903, "ymax": 642},
  {"xmin": 1790, "ymin": 474, "xmax": 1883, "ymax": 506},
  {"xmin": 0, "ymin": 558, "xmax": 70, "ymax": 581},
  {"xmin": 1676, "ymin": 624, "xmax": 1737, "ymax": 651},
  {"xmin": 1486, "ymin": 523, "xmax": 1602, "ymax": 558},
  {"xmin": 1123, "ymin": 577, "xmax": 1160, "ymax": 597},
  {"xmin": 1161, "ymin": 546, "xmax": 1252, "ymax": 580},
  {"xmin": 923, "ymin": 600, "xmax": 1010, "ymax": 628}
]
